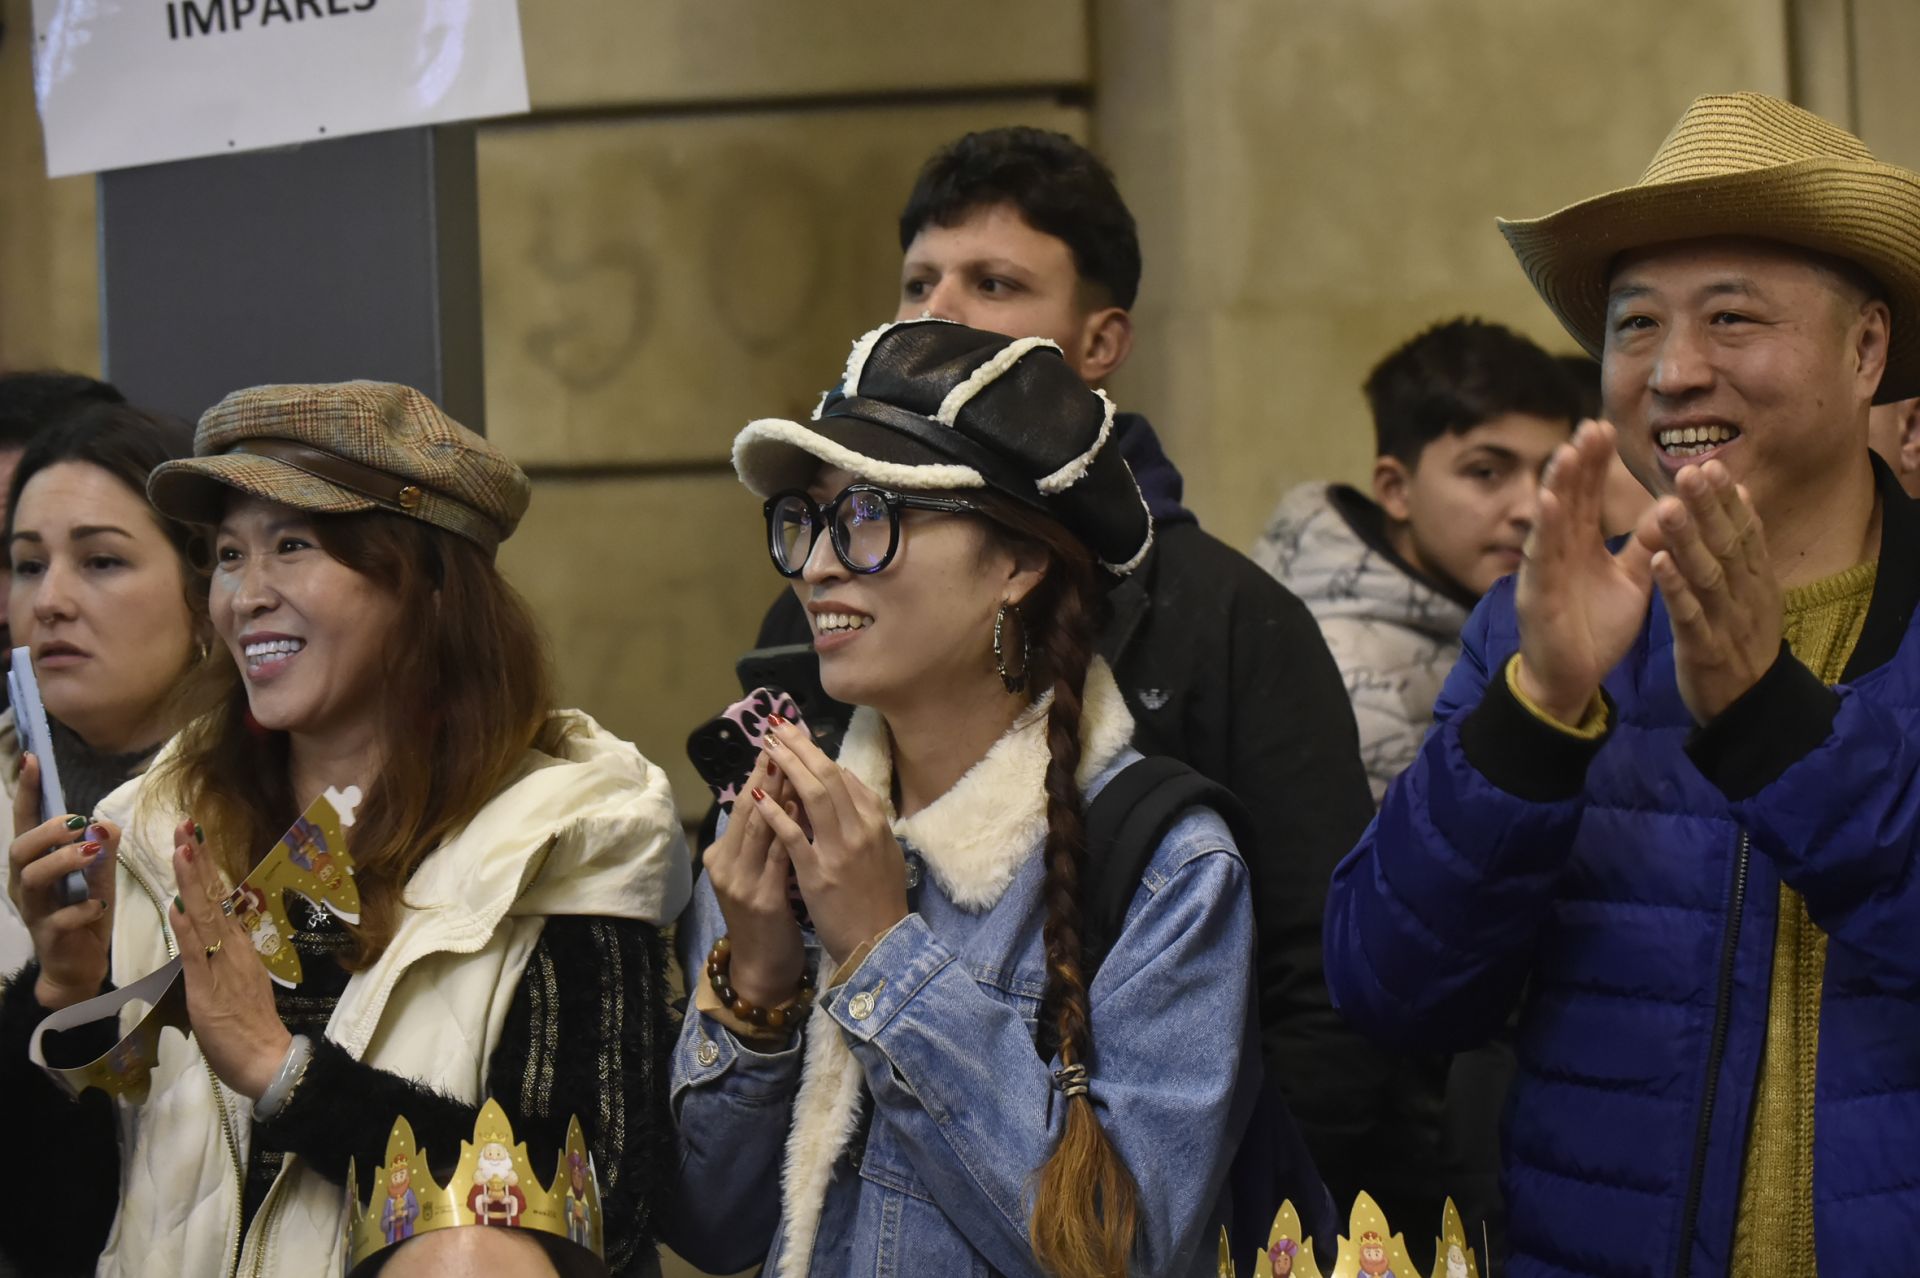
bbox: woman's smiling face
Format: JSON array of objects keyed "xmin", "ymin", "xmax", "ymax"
[
  {"xmin": 788, "ymin": 466, "xmax": 1038, "ymax": 714},
  {"xmin": 209, "ymin": 495, "xmax": 405, "ymax": 740}
]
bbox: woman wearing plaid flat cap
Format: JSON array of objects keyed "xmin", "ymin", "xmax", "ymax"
[
  {"xmin": 668, "ymin": 319, "xmax": 1272, "ymax": 1278},
  {"xmin": 0, "ymin": 381, "xmax": 689, "ymax": 1277}
]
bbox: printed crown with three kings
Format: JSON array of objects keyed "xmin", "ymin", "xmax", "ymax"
[
  {"xmin": 345, "ymin": 1098, "xmax": 605, "ymax": 1277},
  {"xmin": 1219, "ymin": 1191, "xmax": 1483, "ymax": 1278}
]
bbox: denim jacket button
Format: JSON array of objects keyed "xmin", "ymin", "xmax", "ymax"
[
  {"xmin": 849, "ymin": 991, "xmax": 876, "ymax": 1021},
  {"xmin": 696, "ymin": 1039, "xmax": 721, "ymax": 1068}
]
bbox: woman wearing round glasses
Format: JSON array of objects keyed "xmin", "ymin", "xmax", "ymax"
[{"xmin": 667, "ymin": 320, "xmax": 1261, "ymax": 1278}]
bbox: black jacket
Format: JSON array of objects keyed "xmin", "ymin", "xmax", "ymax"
[{"xmin": 750, "ymin": 413, "xmax": 1407, "ymax": 1217}]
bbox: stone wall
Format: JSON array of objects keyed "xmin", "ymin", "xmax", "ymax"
[
  {"xmin": 0, "ymin": 0, "xmax": 98, "ymax": 374},
  {"xmin": 1094, "ymin": 0, "xmax": 1794, "ymax": 550}
]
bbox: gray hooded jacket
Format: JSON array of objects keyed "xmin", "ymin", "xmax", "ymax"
[{"xmin": 1252, "ymin": 482, "xmax": 1470, "ymax": 802}]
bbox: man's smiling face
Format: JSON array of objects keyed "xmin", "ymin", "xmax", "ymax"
[{"xmin": 1602, "ymin": 236, "xmax": 1889, "ymax": 527}]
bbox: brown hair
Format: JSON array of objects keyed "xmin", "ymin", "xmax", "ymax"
[
  {"xmin": 970, "ymin": 491, "xmax": 1140, "ymax": 1278},
  {"xmin": 5, "ymin": 401, "xmax": 208, "ymax": 643},
  {"xmin": 153, "ymin": 508, "xmax": 569, "ymax": 967}
]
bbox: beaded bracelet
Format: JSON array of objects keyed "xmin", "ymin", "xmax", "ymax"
[{"xmin": 705, "ymin": 936, "xmax": 815, "ymax": 1031}]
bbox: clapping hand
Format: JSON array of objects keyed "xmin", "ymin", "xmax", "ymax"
[
  {"xmin": 170, "ymin": 820, "xmax": 291, "ymax": 1101},
  {"xmin": 754, "ymin": 717, "xmax": 908, "ymax": 964},
  {"xmin": 1646, "ymin": 460, "xmax": 1782, "ymax": 724},
  {"xmin": 703, "ymin": 749, "xmax": 809, "ymax": 1007},
  {"xmin": 1514, "ymin": 420, "xmax": 1660, "ymax": 722}
]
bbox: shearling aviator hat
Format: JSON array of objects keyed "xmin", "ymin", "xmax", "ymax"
[
  {"xmin": 1499, "ymin": 91, "xmax": 1920, "ymax": 402},
  {"xmin": 732, "ymin": 319, "xmax": 1154, "ymax": 574},
  {"xmin": 149, "ymin": 381, "xmax": 530, "ymax": 554}
]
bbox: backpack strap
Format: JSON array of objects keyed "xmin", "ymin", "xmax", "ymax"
[
  {"xmin": 1073, "ymin": 760, "xmax": 1332, "ymax": 1255},
  {"xmin": 1081, "ymin": 756, "xmax": 1251, "ymax": 976},
  {"xmin": 1032, "ymin": 755, "xmax": 1250, "ymax": 1063}
]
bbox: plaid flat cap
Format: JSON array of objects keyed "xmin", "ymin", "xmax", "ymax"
[{"xmin": 148, "ymin": 381, "xmax": 529, "ymax": 553}]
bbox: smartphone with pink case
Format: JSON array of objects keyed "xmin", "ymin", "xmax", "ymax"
[{"xmin": 687, "ymin": 686, "xmax": 812, "ymax": 928}]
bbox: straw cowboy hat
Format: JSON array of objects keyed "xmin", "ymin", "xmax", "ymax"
[{"xmin": 1499, "ymin": 91, "xmax": 1920, "ymax": 403}]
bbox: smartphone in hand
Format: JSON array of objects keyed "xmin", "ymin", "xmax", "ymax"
[
  {"xmin": 688, "ymin": 686, "xmax": 813, "ymax": 929},
  {"xmin": 8, "ymin": 646, "xmax": 86, "ymax": 905}
]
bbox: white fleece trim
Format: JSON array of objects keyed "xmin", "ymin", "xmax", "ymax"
[
  {"xmin": 838, "ymin": 659, "xmax": 1134, "ymax": 906},
  {"xmin": 933, "ymin": 336, "xmax": 1061, "ymax": 427},
  {"xmin": 1034, "ymin": 387, "xmax": 1117, "ymax": 495},
  {"xmin": 732, "ymin": 417, "xmax": 986, "ymax": 497},
  {"xmin": 1100, "ymin": 470, "xmax": 1156, "ymax": 576},
  {"xmin": 774, "ymin": 987, "xmax": 866, "ymax": 1278},
  {"xmin": 840, "ymin": 325, "xmax": 889, "ymax": 399},
  {"xmin": 773, "ymin": 662, "xmax": 1135, "ymax": 1275}
]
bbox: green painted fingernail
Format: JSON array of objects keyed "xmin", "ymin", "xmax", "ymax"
[
  {"xmin": 172, "ymin": 895, "xmax": 183, "ymax": 913},
  {"xmin": 64, "ymin": 815, "xmax": 87, "ymax": 831},
  {"xmin": 193, "ymin": 823, "xmax": 205, "ymax": 844}
]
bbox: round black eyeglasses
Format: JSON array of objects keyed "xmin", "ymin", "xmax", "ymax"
[{"xmin": 763, "ymin": 484, "xmax": 981, "ymax": 577}]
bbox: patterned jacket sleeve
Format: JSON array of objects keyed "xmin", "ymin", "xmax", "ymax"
[{"xmin": 262, "ymin": 914, "xmax": 675, "ymax": 1276}]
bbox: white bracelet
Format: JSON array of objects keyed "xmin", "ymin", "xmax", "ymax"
[{"xmin": 253, "ymin": 1034, "xmax": 313, "ymax": 1121}]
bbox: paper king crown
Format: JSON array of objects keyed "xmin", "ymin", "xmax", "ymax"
[{"xmin": 345, "ymin": 1099, "xmax": 605, "ymax": 1277}]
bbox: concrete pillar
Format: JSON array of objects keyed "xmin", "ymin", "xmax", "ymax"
[{"xmin": 98, "ymin": 125, "xmax": 483, "ymax": 427}]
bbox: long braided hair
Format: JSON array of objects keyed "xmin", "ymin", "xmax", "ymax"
[{"xmin": 972, "ymin": 492, "xmax": 1140, "ymax": 1278}]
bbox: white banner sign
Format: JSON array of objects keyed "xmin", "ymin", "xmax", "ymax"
[{"xmin": 32, "ymin": 0, "xmax": 530, "ymax": 178}]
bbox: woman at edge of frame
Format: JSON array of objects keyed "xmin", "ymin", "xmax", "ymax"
[{"xmin": 0, "ymin": 403, "xmax": 200, "ymax": 981}]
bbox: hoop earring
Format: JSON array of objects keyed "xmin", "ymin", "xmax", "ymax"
[{"xmin": 993, "ymin": 602, "xmax": 1030, "ymax": 694}]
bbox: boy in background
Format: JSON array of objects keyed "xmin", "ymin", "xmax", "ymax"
[{"xmin": 1255, "ymin": 318, "xmax": 1578, "ymax": 800}]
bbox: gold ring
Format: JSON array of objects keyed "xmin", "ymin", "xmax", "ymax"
[{"xmin": 204, "ymin": 939, "xmax": 223, "ymax": 959}]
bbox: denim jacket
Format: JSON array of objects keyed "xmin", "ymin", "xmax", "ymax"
[{"xmin": 665, "ymin": 660, "xmax": 1260, "ymax": 1277}]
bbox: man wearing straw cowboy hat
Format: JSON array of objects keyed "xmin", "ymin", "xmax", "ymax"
[{"xmin": 1324, "ymin": 92, "xmax": 1920, "ymax": 1273}]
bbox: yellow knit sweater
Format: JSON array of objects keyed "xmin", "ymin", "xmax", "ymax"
[{"xmin": 1729, "ymin": 558, "xmax": 1878, "ymax": 1274}]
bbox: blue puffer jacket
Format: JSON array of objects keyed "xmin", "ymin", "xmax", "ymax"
[{"xmin": 1325, "ymin": 462, "xmax": 1920, "ymax": 1277}]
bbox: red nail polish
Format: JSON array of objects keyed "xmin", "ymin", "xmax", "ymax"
[
  {"xmin": 79, "ymin": 841, "xmax": 102, "ymax": 859},
  {"xmin": 751, "ymin": 787, "xmax": 768, "ymax": 802},
  {"xmin": 767, "ymin": 713, "xmax": 786, "ymax": 727}
]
